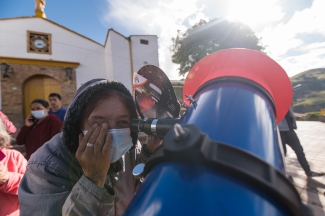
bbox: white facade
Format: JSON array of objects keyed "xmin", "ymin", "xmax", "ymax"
[
  {"xmin": 130, "ymin": 35, "xmax": 159, "ymax": 72},
  {"xmin": 0, "ymin": 17, "xmax": 159, "ymax": 91}
]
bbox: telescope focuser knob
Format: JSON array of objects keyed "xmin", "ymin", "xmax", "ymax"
[
  {"xmin": 185, "ymin": 94, "xmax": 196, "ymax": 104},
  {"xmin": 174, "ymin": 123, "xmax": 188, "ymax": 140},
  {"xmin": 132, "ymin": 163, "xmax": 145, "ymax": 183},
  {"xmin": 164, "ymin": 124, "xmax": 202, "ymax": 153}
]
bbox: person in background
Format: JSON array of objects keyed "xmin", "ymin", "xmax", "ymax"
[
  {"xmin": 16, "ymin": 99, "xmax": 62, "ymax": 159},
  {"xmin": 278, "ymin": 108, "xmax": 324, "ymax": 177},
  {"xmin": 19, "ymin": 79, "xmax": 161, "ymax": 215},
  {"xmin": 48, "ymin": 93, "xmax": 67, "ymax": 122},
  {"xmin": 0, "ymin": 118, "xmax": 27, "ymax": 216},
  {"xmin": 0, "ymin": 111, "xmax": 17, "ymax": 135}
]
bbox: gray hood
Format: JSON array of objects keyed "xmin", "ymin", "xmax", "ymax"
[{"xmin": 62, "ymin": 79, "xmax": 138, "ymax": 156}]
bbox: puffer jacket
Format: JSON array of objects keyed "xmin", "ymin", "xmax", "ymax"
[{"xmin": 19, "ymin": 133, "xmax": 149, "ymax": 215}]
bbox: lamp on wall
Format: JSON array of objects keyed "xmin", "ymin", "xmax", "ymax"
[
  {"xmin": 0, "ymin": 63, "xmax": 10, "ymax": 78},
  {"xmin": 65, "ymin": 67, "xmax": 73, "ymax": 80}
]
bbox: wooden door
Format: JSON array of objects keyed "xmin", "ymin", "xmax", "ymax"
[{"xmin": 24, "ymin": 75, "xmax": 61, "ymax": 117}]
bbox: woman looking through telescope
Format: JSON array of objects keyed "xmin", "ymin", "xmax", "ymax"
[{"xmin": 18, "ymin": 79, "xmax": 161, "ymax": 215}]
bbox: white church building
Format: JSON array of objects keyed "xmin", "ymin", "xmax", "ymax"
[{"xmin": 0, "ymin": 1, "xmax": 159, "ymax": 128}]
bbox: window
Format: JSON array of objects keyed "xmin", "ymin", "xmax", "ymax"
[{"xmin": 140, "ymin": 39, "xmax": 149, "ymax": 45}]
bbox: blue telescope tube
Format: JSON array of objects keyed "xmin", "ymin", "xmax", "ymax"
[
  {"xmin": 126, "ymin": 163, "xmax": 287, "ymax": 216},
  {"xmin": 180, "ymin": 80, "xmax": 285, "ymax": 172},
  {"xmin": 124, "ymin": 80, "xmax": 300, "ymax": 216}
]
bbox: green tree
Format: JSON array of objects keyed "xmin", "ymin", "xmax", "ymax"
[{"xmin": 171, "ymin": 19, "xmax": 265, "ymax": 76}]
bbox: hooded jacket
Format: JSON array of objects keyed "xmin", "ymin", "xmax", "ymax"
[{"xmin": 18, "ymin": 79, "xmax": 151, "ymax": 216}]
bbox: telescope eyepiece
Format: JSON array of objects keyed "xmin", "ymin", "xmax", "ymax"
[{"xmin": 130, "ymin": 118, "xmax": 179, "ymax": 137}]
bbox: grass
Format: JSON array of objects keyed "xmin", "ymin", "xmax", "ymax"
[{"xmin": 291, "ymin": 68, "xmax": 325, "ymax": 113}]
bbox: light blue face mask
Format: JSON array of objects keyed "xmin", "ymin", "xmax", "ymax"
[
  {"xmin": 32, "ymin": 110, "xmax": 47, "ymax": 119},
  {"xmin": 83, "ymin": 128, "xmax": 133, "ymax": 163}
]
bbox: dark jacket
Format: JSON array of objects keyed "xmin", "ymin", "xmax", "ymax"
[
  {"xmin": 278, "ymin": 108, "xmax": 297, "ymax": 132},
  {"xmin": 16, "ymin": 114, "xmax": 62, "ymax": 159}
]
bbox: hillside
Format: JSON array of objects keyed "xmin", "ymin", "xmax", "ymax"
[{"xmin": 290, "ymin": 68, "xmax": 325, "ymax": 113}]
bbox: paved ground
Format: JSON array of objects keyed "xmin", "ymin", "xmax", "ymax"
[{"xmin": 286, "ymin": 121, "xmax": 325, "ymax": 215}]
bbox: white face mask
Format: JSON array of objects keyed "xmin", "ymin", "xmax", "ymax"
[
  {"xmin": 32, "ymin": 110, "xmax": 47, "ymax": 119},
  {"xmin": 83, "ymin": 128, "xmax": 133, "ymax": 163}
]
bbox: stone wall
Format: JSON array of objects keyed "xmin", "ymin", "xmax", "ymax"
[{"xmin": 1, "ymin": 63, "xmax": 76, "ymax": 130}]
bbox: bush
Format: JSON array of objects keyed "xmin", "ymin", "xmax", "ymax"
[{"xmin": 306, "ymin": 112, "xmax": 321, "ymax": 121}]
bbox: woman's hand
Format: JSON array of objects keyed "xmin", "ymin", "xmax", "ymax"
[
  {"xmin": 0, "ymin": 163, "xmax": 9, "ymax": 185},
  {"xmin": 76, "ymin": 123, "xmax": 112, "ymax": 188},
  {"xmin": 25, "ymin": 114, "xmax": 35, "ymax": 127},
  {"xmin": 146, "ymin": 135, "xmax": 163, "ymax": 154}
]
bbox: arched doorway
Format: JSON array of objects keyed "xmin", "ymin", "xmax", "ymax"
[{"xmin": 23, "ymin": 75, "xmax": 61, "ymax": 118}]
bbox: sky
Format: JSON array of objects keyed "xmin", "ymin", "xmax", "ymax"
[{"xmin": 1, "ymin": 0, "xmax": 325, "ymax": 80}]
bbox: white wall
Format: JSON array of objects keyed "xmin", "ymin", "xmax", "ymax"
[
  {"xmin": 130, "ymin": 35, "xmax": 159, "ymax": 72},
  {"xmin": 0, "ymin": 17, "xmax": 160, "ymax": 91},
  {"xmin": 105, "ymin": 30, "xmax": 133, "ymax": 92},
  {"xmin": 103, "ymin": 31, "xmax": 114, "ymax": 82},
  {"xmin": 0, "ymin": 17, "xmax": 106, "ymax": 88}
]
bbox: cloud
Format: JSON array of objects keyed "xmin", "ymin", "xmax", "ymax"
[
  {"xmin": 226, "ymin": 0, "xmax": 284, "ymax": 27},
  {"xmin": 279, "ymin": 47, "xmax": 325, "ymax": 77},
  {"xmin": 104, "ymin": 0, "xmax": 209, "ymax": 80},
  {"xmin": 259, "ymin": 24, "xmax": 305, "ymax": 57},
  {"xmin": 258, "ymin": 0, "xmax": 325, "ymax": 77},
  {"xmin": 103, "ymin": 0, "xmax": 325, "ymax": 80}
]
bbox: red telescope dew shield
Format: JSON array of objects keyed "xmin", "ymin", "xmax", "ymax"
[
  {"xmin": 134, "ymin": 65, "xmax": 180, "ymax": 119},
  {"xmin": 183, "ymin": 49, "xmax": 293, "ymax": 123}
]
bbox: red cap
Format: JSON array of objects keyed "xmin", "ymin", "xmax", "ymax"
[{"xmin": 183, "ymin": 49, "xmax": 292, "ymax": 123}]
